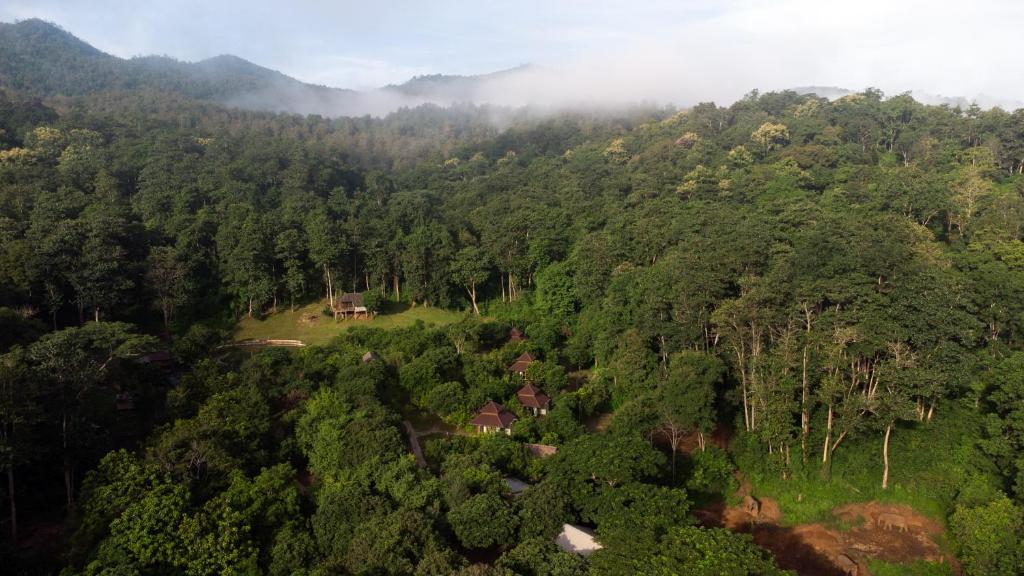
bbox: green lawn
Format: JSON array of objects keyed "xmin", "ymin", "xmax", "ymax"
[
  {"xmin": 736, "ymin": 402, "xmax": 989, "ymax": 527},
  {"xmin": 233, "ymin": 300, "xmax": 467, "ymax": 346},
  {"xmin": 868, "ymin": 559, "xmax": 955, "ymax": 576}
]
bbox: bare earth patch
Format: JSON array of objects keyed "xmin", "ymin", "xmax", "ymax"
[{"xmin": 700, "ymin": 492, "xmax": 958, "ymax": 576}]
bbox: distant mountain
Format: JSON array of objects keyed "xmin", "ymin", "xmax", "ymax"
[
  {"xmin": 0, "ymin": 19, "xmax": 367, "ymax": 115},
  {"xmin": 0, "ymin": 19, "xmax": 534, "ymax": 117},
  {"xmin": 4, "ymin": 19, "xmax": 1019, "ymax": 118},
  {"xmin": 384, "ymin": 65, "xmax": 536, "ymax": 100}
]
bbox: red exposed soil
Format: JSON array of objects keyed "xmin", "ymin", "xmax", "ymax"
[{"xmin": 698, "ymin": 487, "xmax": 959, "ymax": 576}]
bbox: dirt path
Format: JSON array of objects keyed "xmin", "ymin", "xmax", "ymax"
[
  {"xmin": 402, "ymin": 421, "xmax": 429, "ymax": 467},
  {"xmin": 697, "ymin": 483, "xmax": 958, "ymax": 576}
]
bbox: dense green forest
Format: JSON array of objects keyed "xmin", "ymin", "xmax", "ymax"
[{"xmin": 4, "ymin": 21, "xmax": 1024, "ymax": 575}]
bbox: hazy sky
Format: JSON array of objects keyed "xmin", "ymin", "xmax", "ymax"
[{"xmin": 2, "ymin": 0, "xmax": 1022, "ymax": 104}]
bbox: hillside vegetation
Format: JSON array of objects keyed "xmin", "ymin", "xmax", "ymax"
[{"xmin": 2, "ymin": 21, "xmax": 1024, "ymax": 576}]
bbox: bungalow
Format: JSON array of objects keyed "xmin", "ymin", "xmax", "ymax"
[
  {"xmin": 508, "ymin": 352, "xmax": 535, "ymax": 376},
  {"xmin": 335, "ymin": 292, "xmax": 370, "ymax": 319},
  {"xmin": 516, "ymin": 383, "xmax": 550, "ymax": 416},
  {"xmin": 555, "ymin": 524, "xmax": 603, "ymax": 556},
  {"xmin": 509, "ymin": 327, "xmax": 526, "ymax": 342},
  {"xmin": 470, "ymin": 401, "xmax": 517, "ymax": 435}
]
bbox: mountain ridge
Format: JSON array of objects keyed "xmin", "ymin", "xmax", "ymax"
[{"xmin": 3, "ymin": 19, "xmax": 1020, "ymax": 117}]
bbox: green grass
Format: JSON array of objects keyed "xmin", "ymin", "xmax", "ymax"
[
  {"xmin": 736, "ymin": 401, "xmax": 991, "ymax": 528},
  {"xmin": 868, "ymin": 559, "xmax": 955, "ymax": 576},
  {"xmin": 233, "ymin": 300, "xmax": 466, "ymax": 346}
]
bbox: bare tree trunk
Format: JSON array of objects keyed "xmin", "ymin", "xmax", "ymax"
[
  {"xmin": 822, "ymin": 403, "xmax": 833, "ymax": 465},
  {"xmin": 94, "ymin": 308, "xmax": 99, "ymax": 323},
  {"xmin": 325, "ymin": 265, "xmax": 334, "ymax": 309},
  {"xmin": 393, "ymin": 273, "xmax": 400, "ymax": 301},
  {"xmin": 468, "ymin": 282, "xmax": 480, "ymax": 315},
  {"xmin": 801, "ymin": 305, "xmax": 813, "ymax": 462},
  {"xmin": 500, "ymin": 274, "xmax": 506, "ymax": 302},
  {"xmin": 881, "ymin": 424, "xmax": 892, "ymax": 489},
  {"xmin": 801, "ymin": 344, "xmax": 810, "ymax": 461},
  {"xmin": 741, "ymin": 373, "xmax": 750, "ymax": 432}
]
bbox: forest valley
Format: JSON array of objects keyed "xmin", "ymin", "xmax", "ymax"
[{"xmin": 3, "ymin": 77, "xmax": 1024, "ymax": 576}]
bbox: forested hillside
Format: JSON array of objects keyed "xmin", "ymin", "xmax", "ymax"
[
  {"xmin": 3, "ymin": 33, "xmax": 1024, "ymax": 575},
  {"xmin": 0, "ymin": 20, "xmax": 539, "ymax": 118}
]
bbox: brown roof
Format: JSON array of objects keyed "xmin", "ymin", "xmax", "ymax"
[
  {"xmin": 338, "ymin": 292, "xmax": 365, "ymax": 307},
  {"xmin": 508, "ymin": 352, "xmax": 535, "ymax": 373},
  {"xmin": 516, "ymin": 383, "xmax": 550, "ymax": 409},
  {"xmin": 470, "ymin": 400, "xmax": 517, "ymax": 429},
  {"xmin": 509, "ymin": 328, "xmax": 526, "ymax": 342}
]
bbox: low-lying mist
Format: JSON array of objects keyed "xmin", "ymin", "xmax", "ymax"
[{"xmin": 221, "ymin": 46, "xmax": 1024, "ymax": 120}]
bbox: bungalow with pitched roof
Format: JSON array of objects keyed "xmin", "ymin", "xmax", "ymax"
[
  {"xmin": 516, "ymin": 383, "xmax": 550, "ymax": 416},
  {"xmin": 508, "ymin": 352, "xmax": 535, "ymax": 376},
  {"xmin": 334, "ymin": 292, "xmax": 370, "ymax": 319},
  {"xmin": 470, "ymin": 401, "xmax": 517, "ymax": 435}
]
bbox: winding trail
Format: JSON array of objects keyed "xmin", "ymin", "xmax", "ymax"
[{"xmin": 403, "ymin": 421, "xmax": 429, "ymax": 467}]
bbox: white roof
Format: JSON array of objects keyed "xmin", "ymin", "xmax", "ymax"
[{"xmin": 555, "ymin": 523, "xmax": 603, "ymax": 556}]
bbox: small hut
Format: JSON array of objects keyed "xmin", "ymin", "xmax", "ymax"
[
  {"xmin": 470, "ymin": 401, "xmax": 517, "ymax": 435},
  {"xmin": 516, "ymin": 383, "xmax": 550, "ymax": 416},
  {"xmin": 509, "ymin": 327, "xmax": 526, "ymax": 342},
  {"xmin": 508, "ymin": 352, "xmax": 535, "ymax": 376},
  {"xmin": 335, "ymin": 292, "xmax": 370, "ymax": 319}
]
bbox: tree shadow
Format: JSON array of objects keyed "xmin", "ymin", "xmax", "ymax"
[
  {"xmin": 744, "ymin": 524, "xmax": 853, "ymax": 576},
  {"xmin": 695, "ymin": 504, "xmax": 858, "ymax": 576},
  {"xmin": 378, "ymin": 301, "xmax": 411, "ymax": 315}
]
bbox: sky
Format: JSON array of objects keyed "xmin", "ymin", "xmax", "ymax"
[{"xmin": 2, "ymin": 0, "xmax": 1023, "ymax": 106}]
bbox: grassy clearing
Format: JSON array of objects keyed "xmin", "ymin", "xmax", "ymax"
[
  {"xmin": 737, "ymin": 401, "xmax": 990, "ymax": 527},
  {"xmin": 868, "ymin": 559, "xmax": 955, "ymax": 576},
  {"xmin": 233, "ymin": 300, "xmax": 466, "ymax": 345}
]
